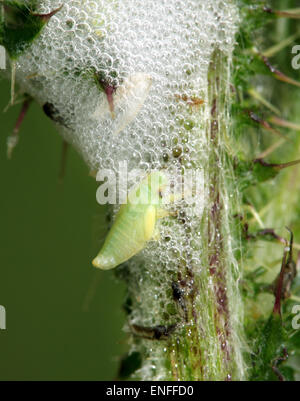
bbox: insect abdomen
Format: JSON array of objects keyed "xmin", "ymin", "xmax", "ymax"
[{"xmin": 92, "ymin": 204, "xmax": 149, "ymax": 270}]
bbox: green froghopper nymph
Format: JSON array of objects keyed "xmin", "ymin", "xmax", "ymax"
[{"xmin": 92, "ymin": 171, "xmax": 169, "ymax": 270}]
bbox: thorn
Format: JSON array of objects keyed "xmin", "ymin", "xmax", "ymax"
[
  {"xmin": 254, "ymin": 158, "xmax": 300, "ymax": 171},
  {"xmin": 264, "ymin": 7, "xmax": 300, "ymax": 19},
  {"xmin": 31, "ymin": 4, "xmax": 63, "ymax": 23},
  {"xmin": 10, "ymin": 60, "xmax": 16, "ymax": 106},
  {"xmin": 262, "ymin": 56, "xmax": 300, "ymax": 88},
  {"xmin": 262, "ymin": 32, "xmax": 300, "ymax": 58},
  {"xmin": 248, "ymin": 88, "xmax": 281, "ymax": 115},
  {"xmin": 297, "ymin": 251, "xmax": 300, "ymax": 273},
  {"xmin": 245, "ymin": 203, "xmax": 264, "ymax": 229},
  {"xmin": 270, "ymin": 228, "xmax": 297, "ymax": 304},
  {"xmin": 58, "ymin": 140, "xmax": 69, "ymax": 183},
  {"xmin": 273, "ymin": 248, "xmax": 287, "ymax": 316},
  {"xmin": 3, "ymin": 93, "xmax": 26, "ymax": 113},
  {"xmin": 285, "ymin": 227, "xmax": 294, "ymax": 265},
  {"xmin": 285, "ymin": 226, "xmax": 296, "ymax": 267},
  {"xmin": 7, "ymin": 94, "xmax": 32, "ymax": 159},
  {"xmin": 94, "ymin": 73, "xmax": 117, "ymax": 119},
  {"xmin": 256, "ymin": 228, "xmax": 287, "ymax": 245},
  {"xmin": 105, "ymin": 85, "xmax": 116, "ymax": 119},
  {"xmin": 247, "ymin": 111, "xmax": 289, "ymax": 141},
  {"xmin": 269, "ymin": 116, "xmax": 300, "ymax": 132},
  {"xmin": 256, "ymin": 139, "xmax": 285, "ymax": 160}
]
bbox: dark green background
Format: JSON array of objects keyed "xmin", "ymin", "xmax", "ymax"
[{"xmin": 0, "ymin": 79, "xmax": 126, "ymax": 380}]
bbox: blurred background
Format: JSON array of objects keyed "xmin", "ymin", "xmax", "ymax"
[{"xmin": 0, "ymin": 79, "xmax": 127, "ymax": 380}]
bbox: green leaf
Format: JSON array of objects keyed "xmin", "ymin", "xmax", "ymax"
[
  {"xmin": 0, "ymin": 0, "xmax": 61, "ymax": 59},
  {"xmin": 252, "ymin": 160, "xmax": 279, "ymax": 182},
  {"xmin": 251, "ymin": 312, "xmax": 288, "ymax": 380}
]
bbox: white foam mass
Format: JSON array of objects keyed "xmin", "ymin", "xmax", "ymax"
[{"xmin": 14, "ymin": 0, "xmax": 237, "ymax": 172}]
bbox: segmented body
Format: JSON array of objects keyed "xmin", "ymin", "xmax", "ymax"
[{"xmin": 92, "ymin": 171, "xmax": 167, "ymax": 270}]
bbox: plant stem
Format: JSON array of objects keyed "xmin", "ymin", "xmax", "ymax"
[{"xmin": 121, "ymin": 50, "xmax": 245, "ymax": 381}]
